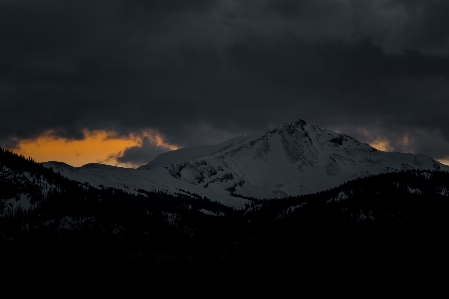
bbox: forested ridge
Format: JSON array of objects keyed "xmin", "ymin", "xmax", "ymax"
[{"xmin": 1, "ymin": 148, "xmax": 447, "ymax": 294}]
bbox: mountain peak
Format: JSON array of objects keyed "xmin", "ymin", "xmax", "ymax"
[
  {"xmin": 270, "ymin": 118, "xmax": 307, "ymax": 131},
  {"xmin": 159, "ymin": 119, "xmax": 446, "ymax": 198}
]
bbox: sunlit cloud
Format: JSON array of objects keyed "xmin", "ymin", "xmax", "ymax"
[
  {"xmin": 369, "ymin": 139, "xmax": 392, "ymax": 152},
  {"xmin": 140, "ymin": 131, "xmax": 178, "ymax": 151},
  {"xmin": 356, "ymin": 128, "xmax": 393, "ymax": 152},
  {"xmin": 8, "ymin": 129, "xmax": 178, "ymax": 167},
  {"xmin": 437, "ymin": 158, "xmax": 449, "ymax": 166}
]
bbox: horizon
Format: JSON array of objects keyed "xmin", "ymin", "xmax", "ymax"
[{"xmin": 5, "ymin": 119, "xmax": 449, "ymax": 168}]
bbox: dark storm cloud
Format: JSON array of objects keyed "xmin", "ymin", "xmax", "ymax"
[
  {"xmin": 114, "ymin": 136, "xmax": 169, "ymax": 167},
  {"xmin": 1, "ymin": 0, "xmax": 449, "ymax": 165}
]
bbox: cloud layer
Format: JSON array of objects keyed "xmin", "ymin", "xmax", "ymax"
[{"xmin": 1, "ymin": 0, "xmax": 449, "ymax": 165}]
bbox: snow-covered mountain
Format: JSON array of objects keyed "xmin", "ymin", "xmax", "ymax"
[{"xmin": 44, "ymin": 119, "xmax": 449, "ymax": 206}]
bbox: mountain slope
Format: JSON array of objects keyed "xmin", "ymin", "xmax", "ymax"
[
  {"xmin": 44, "ymin": 161, "xmax": 250, "ymax": 208},
  {"xmin": 152, "ymin": 119, "xmax": 448, "ymax": 198},
  {"xmin": 138, "ymin": 135, "xmax": 249, "ymax": 170},
  {"xmin": 0, "ymin": 148, "xmax": 236, "ymax": 256},
  {"xmin": 45, "ymin": 119, "xmax": 449, "ymax": 204}
]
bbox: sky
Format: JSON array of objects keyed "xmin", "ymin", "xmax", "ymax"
[{"xmin": 1, "ymin": 0, "xmax": 449, "ymax": 167}]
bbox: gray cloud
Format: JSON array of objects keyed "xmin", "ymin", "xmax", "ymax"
[
  {"xmin": 1, "ymin": 0, "xmax": 449, "ymax": 166},
  {"xmin": 114, "ymin": 137, "xmax": 170, "ymax": 167}
]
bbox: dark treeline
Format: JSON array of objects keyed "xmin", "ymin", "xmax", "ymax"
[
  {"xmin": 1, "ymin": 147, "xmax": 448, "ymax": 294},
  {"xmin": 235, "ymin": 170, "xmax": 449, "ymax": 293}
]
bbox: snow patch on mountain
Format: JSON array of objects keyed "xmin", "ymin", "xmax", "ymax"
[
  {"xmin": 199, "ymin": 209, "xmax": 225, "ymax": 217},
  {"xmin": 276, "ymin": 203, "xmax": 307, "ymax": 220},
  {"xmin": 327, "ymin": 191, "xmax": 350, "ymax": 203},
  {"xmin": 57, "ymin": 216, "xmax": 96, "ymax": 232},
  {"xmin": 407, "ymin": 186, "xmax": 422, "ymax": 194},
  {"xmin": 1, "ymin": 194, "xmax": 34, "ymax": 216},
  {"xmin": 357, "ymin": 210, "xmax": 375, "ymax": 222}
]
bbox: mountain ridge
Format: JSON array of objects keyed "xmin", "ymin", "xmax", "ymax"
[{"xmin": 43, "ymin": 119, "xmax": 449, "ymax": 206}]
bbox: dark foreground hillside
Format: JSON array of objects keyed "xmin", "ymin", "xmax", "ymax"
[{"xmin": 1, "ymin": 148, "xmax": 447, "ymax": 294}]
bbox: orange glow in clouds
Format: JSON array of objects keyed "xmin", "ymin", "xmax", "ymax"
[
  {"xmin": 357, "ymin": 128, "xmax": 393, "ymax": 152},
  {"xmin": 11, "ymin": 129, "xmax": 178, "ymax": 167},
  {"xmin": 369, "ymin": 139, "xmax": 392, "ymax": 152},
  {"xmin": 438, "ymin": 158, "xmax": 449, "ymax": 166}
]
